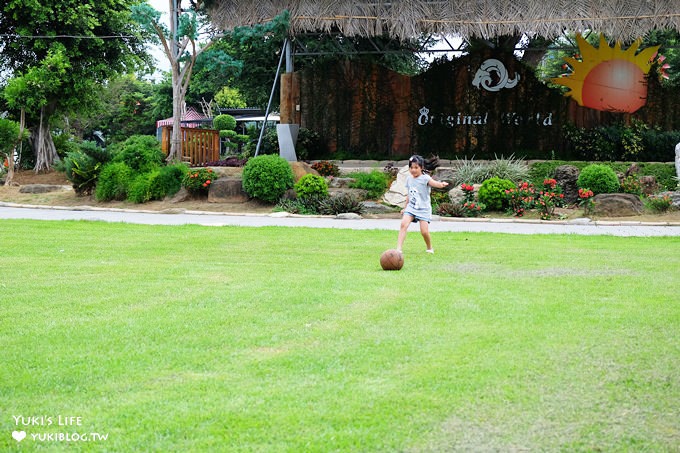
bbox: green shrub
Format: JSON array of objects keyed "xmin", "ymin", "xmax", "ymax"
[
  {"xmin": 637, "ymin": 163, "xmax": 677, "ymax": 191},
  {"xmin": 127, "ymin": 171, "xmax": 157, "ymax": 203},
  {"xmin": 620, "ymin": 176, "xmax": 642, "ymax": 196},
  {"xmin": 577, "ymin": 164, "xmax": 620, "ymax": 194},
  {"xmin": 150, "ymin": 163, "xmax": 187, "ymax": 199},
  {"xmin": 95, "ymin": 162, "xmax": 133, "ymax": 201},
  {"xmin": 318, "ymin": 193, "xmax": 365, "ymax": 215},
  {"xmin": 220, "ymin": 130, "xmax": 237, "ymax": 139},
  {"xmin": 478, "ymin": 177, "xmax": 516, "ymax": 211},
  {"xmin": 437, "ymin": 202, "xmax": 466, "ymax": 217},
  {"xmin": 242, "ymin": 155, "xmax": 294, "ymax": 203},
  {"xmin": 644, "ymin": 194, "xmax": 674, "ymax": 213},
  {"xmin": 294, "ymin": 174, "xmax": 328, "ymax": 199},
  {"xmin": 348, "ymin": 170, "xmax": 389, "ymax": 199},
  {"xmin": 110, "ymin": 135, "xmax": 163, "ymax": 173},
  {"xmin": 213, "ymin": 114, "xmax": 237, "ymax": 131},
  {"xmin": 61, "ymin": 141, "xmax": 113, "ymax": 195}
]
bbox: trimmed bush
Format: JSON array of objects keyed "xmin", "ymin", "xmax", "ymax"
[
  {"xmin": 95, "ymin": 162, "xmax": 133, "ymax": 201},
  {"xmin": 478, "ymin": 177, "xmax": 516, "ymax": 211},
  {"xmin": 242, "ymin": 155, "xmax": 294, "ymax": 203},
  {"xmin": 294, "ymin": 174, "xmax": 328, "ymax": 199},
  {"xmin": 348, "ymin": 170, "xmax": 389, "ymax": 199},
  {"xmin": 577, "ymin": 164, "xmax": 620, "ymax": 194},
  {"xmin": 110, "ymin": 135, "xmax": 163, "ymax": 173},
  {"xmin": 213, "ymin": 114, "xmax": 237, "ymax": 132}
]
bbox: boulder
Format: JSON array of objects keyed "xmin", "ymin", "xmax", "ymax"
[
  {"xmin": 328, "ymin": 187, "xmax": 368, "ymax": 200},
  {"xmin": 327, "ymin": 177, "xmax": 356, "ymax": 188},
  {"xmin": 448, "ymin": 183, "xmax": 481, "ymax": 204},
  {"xmin": 382, "ymin": 165, "xmax": 408, "ymax": 207},
  {"xmin": 639, "ymin": 175, "xmax": 658, "ymax": 196},
  {"xmin": 362, "ymin": 201, "xmax": 399, "ymax": 214},
  {"xmin": 208, "ymin": 177, "xmax": 248, "ymax": 203},
  {"xmin": 592, "ymin": 193, "xmax": 643, "ymax": 217},
  {"xmin": 664, "ymin": 191, "xmax": 680, "ymax": 208},
  {"xmin": 554, "ymin": 165, "xmax": 580, "ymax": 204},
  {"xmin": 19, "ymin": 184, "xmax": 70, "ymax": 194},
  {"xmin": 289, "ymin": 161, "xmax": 319, "ymax": 182},
  {"xmin": 432, "ymin": 167, "xmax": 455, "ymax": 182},
  {"xmin": 169, "ymin": 187, "xmax": 191, "ymax": 203}
]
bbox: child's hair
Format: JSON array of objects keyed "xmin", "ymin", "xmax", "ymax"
[{"xmin": 408, "ymin": 154, "xmax": 439, "ymax": 174}]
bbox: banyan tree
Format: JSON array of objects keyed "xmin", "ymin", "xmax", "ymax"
[{"xmin": 206, "ymin": 1, "xmax": 680, "ymax": 158}]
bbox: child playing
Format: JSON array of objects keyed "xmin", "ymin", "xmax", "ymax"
[{"xmin": 396, "ymin": 155, "xmax": 449, "ymax": 254}]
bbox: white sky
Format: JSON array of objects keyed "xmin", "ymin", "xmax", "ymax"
[{"xmin": 145, "ymin": 0, "xmax": 171, "ymax": 79}]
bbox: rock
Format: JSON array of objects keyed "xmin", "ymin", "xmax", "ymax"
[
  {"xmin": 19, "ymin": 184, "xmax": 70, "ymax": 194},
  {"xmin": 336, "ymin": 212, "xmax": 362, "ymax": 220},
  {"xmin": 327, "ymin": 177, "xmax": 355, "ymax": 188},
  {"xmin": 432, "ymin": 167, "xmax": 455, "ymax": 182},
  {"xmin": 328, "ymin": 187, "xmax": 368, "ymax": 200},
  {"xmin": 169, "ymin": 187, "xmax": 191, "ymax": 203},
  {"xmin": 639, "ymin": 175, "xmax": 658, "ymax": 196},
  {"xmin": 554, "ymin": 165, "xmax": 580, "ymax": 204},
  {"xmin": 208, "ymin": 177, "xmax": 248, "ymax": 203},
  {"xmin": 625, "ymin": 163, "xmax": 640, "ymax": 177},
  {"xmin": 663, "ymin": 191, "xmax": 680, "ymax": 208},
  {"xmin": 448, "ymin": 183, "xmax": 481, "ymax": 204},
  {"xmin": 362, "ymin": 201, "xmax": 398, "ymax": 214},
  {"xmin": 382, "ymin": 165, "xmax": 408, "ymax": 207},
  {"xmin": 592, "ymin": 193, "xmax": 643, "ymax": 217},
  {"xmin": 289, "ymin": 161, "xmax": 319, "ymax": 182}
]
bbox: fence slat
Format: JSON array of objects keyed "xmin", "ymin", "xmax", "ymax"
[{"xmin": 161, "ymin": 127, "xmax": 220, "ymax": 165}]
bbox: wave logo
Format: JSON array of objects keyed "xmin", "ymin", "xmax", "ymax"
[{"xmin": 472, "ymin": 59, "xmax": 520, "ymax": 92}]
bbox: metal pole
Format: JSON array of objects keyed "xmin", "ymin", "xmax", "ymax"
[{"xmin": 255, "ymin": 38, "xmax": 288, "ymax": 157}]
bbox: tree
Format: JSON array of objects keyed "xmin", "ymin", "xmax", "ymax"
[
  {"xmin": 0, "ymin": 115, "xmax": 28, "ymax": 186},
  {"xmin": 0, "ymin": 0, "xmax": 151, "ymax": 171},
  {"xmin": 132, "ymin": 1, "xmax": 235, "ymax": 161}
]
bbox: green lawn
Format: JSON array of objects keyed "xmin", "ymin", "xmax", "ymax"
[{"xmin": 1, "ymin": 220, "xmax": 679, "ymax": 452}]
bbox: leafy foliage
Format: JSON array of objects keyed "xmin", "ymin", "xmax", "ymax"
[
  {"xmin": 577, "ymin": 164, "xmax": 620, "ymax": 195},
  {"xmin": 318, "ymin": 193, "xmax": 365, "ymax": 215},
  {"xmin": 110, "ymin": 135, "xmax": 164, "ymax": 173},
  {"xmin": 61, "ymin": 141, "xmax": 113, "ymax": 195},
  {"xmin": 182, "ymin": 168, "xmax": 214, "ymax": 195},
  {"xmin": 95, "ymin": 162, "xmax": 134, "ymax": 201},
  {"xmin": 294, "ymin": 174, "xmax": 328, "ymax": 199},
  {"xmin": 478, "ymin": 177, "xmax": 516, "ymax": 211},
  {"xmin": 348, "ymin": 170, "xmax": 389, "ymax": 199},
  {"xmin": 311, "ymin": 161, "xmax": 340, "ymax": 177},
  {"xmin": 242, "ymin": 155, "xmax": 294, "ymax": 203},
  {"xmin": 213, "ymin": 115, "xmax": 237, "ymax": 131}
]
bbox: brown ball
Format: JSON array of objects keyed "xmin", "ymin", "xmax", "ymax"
[{"xmin": 380, "ymin": 249, "xmax": 404, "ymax": 271}]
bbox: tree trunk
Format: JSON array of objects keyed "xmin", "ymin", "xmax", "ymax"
[
  {"xmin": 33, "ymin": 106, "xmax": 59, "ymax": 172},
  {"xmin": 3, "ymin": 110, "xmax": 25, "ymax": 186},
  {"xmin": 168, "ymin": 64, "xmax": 184, "ymax": 162}
]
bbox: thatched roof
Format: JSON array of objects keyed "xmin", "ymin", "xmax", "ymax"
[{"xmin": 208, "ymin": 0, "xmax": 680, "ymax": 42}]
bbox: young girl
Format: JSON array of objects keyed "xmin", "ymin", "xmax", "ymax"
[{"xmin": 396, "ymin": 155, "xmax": 449, "ymax": 254}]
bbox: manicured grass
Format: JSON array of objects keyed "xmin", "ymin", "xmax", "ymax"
[{"xmin": 1, "ymin": 219, "xmax": 679, "ymax": 452}]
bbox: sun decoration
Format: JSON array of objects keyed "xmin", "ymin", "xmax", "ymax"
[{"xmin": 551, "ymin": 34, "xmax": 660, "ymax": 113}]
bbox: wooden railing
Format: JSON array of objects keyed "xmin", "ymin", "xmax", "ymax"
[{"xmin": 161, "ymin": 126, "xmax": 220, "ymax": 165}]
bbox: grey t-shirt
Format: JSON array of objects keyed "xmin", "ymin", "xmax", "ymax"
[{"xmin": 405, "ymin": 174, "xmax": 432, "ymax": 220}]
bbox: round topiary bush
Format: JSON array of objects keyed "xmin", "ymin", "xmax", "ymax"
[
  {"xmin": 213, "ymin": 114, "xmax": 237, "ymax": 132},
  {"xmin": 577, "ymin": 164, "xmax": 620, "ymax": 194},
  {"xmin": 110, "ymin": 135, "xmax": 163, "ymax": 173},
  {"xmin": 294, "ymin": 174, "xmax": 328, "ymax": 199},
  {"xmin": 477, "ymin": 177, "xmax": 516, "ymax": 211},
  {"xmin": 242, "ymin": 155, "xmax": 294, "ymax": 203}
]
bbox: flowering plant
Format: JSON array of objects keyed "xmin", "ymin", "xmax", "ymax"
[
  {"xmin": 182, "ymin": 168, "xmax": 214, "ymax": 195},
  {"xmin": 311, "ymin": 160, "xmax": 340, "ymax": 177},
  {"xmin": 462, "ymin": 201, "xmax": 485, "ymax": 217},
  {"xmin": 578, "ymin": 188, "xmax": 595, "ymax": 214},
  {"xmin": 505, "ymin": 181, "xmax": 535, "ymax": 217}
]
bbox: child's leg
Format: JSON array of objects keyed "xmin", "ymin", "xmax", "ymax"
[
  {"xmin": 397, "ymin": 214, "xmax": 413, "ymax": 251},
  {"xmin": 419, "ymin": 220, "xmax": 433, "ymax": 251}
]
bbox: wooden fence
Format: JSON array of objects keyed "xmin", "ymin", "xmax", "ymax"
[{"xmin": 161, "ymin": 126, "xmax": 220, "ymax": 165}]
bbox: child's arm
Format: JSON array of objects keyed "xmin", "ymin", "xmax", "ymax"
[{"xmin": 428, "ymin": 179, "xmax": 449, "ymax": 189}]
